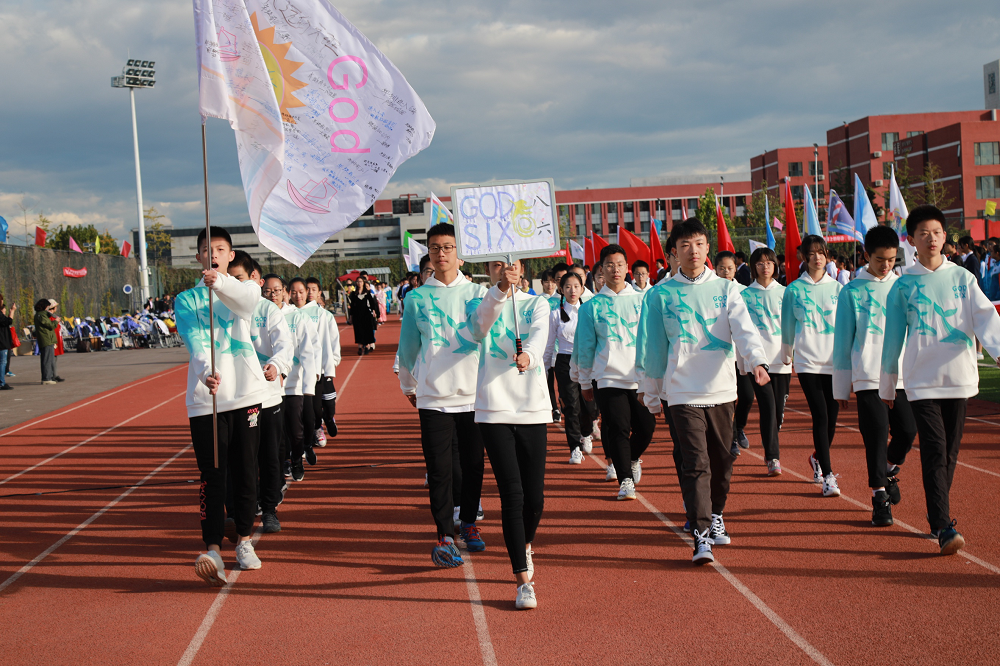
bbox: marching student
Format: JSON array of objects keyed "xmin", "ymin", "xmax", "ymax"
[
  {"xmin": 544, "ymin": 270, "xmax": 595, "ymax": 464},
  {"xmin": 538, "ymin": 270, "xmax": 562, "ymax": 422},
  {"xmin": 397, "ymin": 222, "xmax": 488, "ymax": 568},
  {"xmin": 469, "ymin": 259, "xmax": 551, "ymax": 610},
  {"xmin": 833, "ymin": 226, "xmax": 917, "ymax": 527},
  {"xmin": 226, "ymin": 253, "xmax": 293, "ymax": 533},
  {"xmin": 741, "ymin": 247, "xmax": 791, "ymax": 476},
  {"xmin": 175, "ymin": 227, "xmax": 268, "ymax": 585},
  {"xmin": 781, "ymin": 234, "xmax": 843, "ymax": 497},
  {"xmin": 636, "ymin": 218, "xmax": 769, "ymax": 564},
  {"xmin": 715, "ymin": 251, "xmax": 754, "ymax": 456},
  {"xmin": 631, "ymin": 260, "xmax": 652, "ymax": 293},
  {"xmin": 280, "ymin": 277, "xmax": 321, "ymax": 482},
  {"xmin": 881, "ymin": 205, "xmax": 1000, "ymax": 554},
  {"xmin": 287, "ymin": 278, "xmax": 324, "ymax": 469},
  {"xmin": 574, "ymin": 244, "xmax": 656, "ymax": 500},
  {"xmin": 303, "ymin": 277, "xmax": 342, "ymax": 447}
]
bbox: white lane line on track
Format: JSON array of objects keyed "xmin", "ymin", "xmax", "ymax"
[
  {"xmin": 585, "ymin": 453, "xmax": 835, "ymax": 666},
  {"xmin": 0, "ymin": 365, "xmax": 186, "ymax": 439},
  {"xmin": 176, "ymin": 354, "xmax": 365, "ymax": 666},
  {"xmin": 176, "ymin": 526, "xmax": 263, "ymax": 666},
  {"xmin": 786, "ymin": 406, "xmax": 1000, "ymax": 479},
  {"xmin": 459, "ymin": 549, "xmax": 499, "ymax": 666},
  {"xmin": 741, "ymin": 448, "xmax": 1000, "ymax": 576},
  {"xmin": 0, "ymin": 443, "xmax": 192, "ymax": 595},
  {"xmin": 0, "ymin": 391, "xmax": 187, "ymax": 487}
]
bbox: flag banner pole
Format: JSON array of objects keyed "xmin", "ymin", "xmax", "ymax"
[
  {"xmin": 201, "ymin": 122, "xmax": 219, "ymax": 469},
  {"xmin": 506, "ymin": 254, "xmax": 524, "ymax": 376}
]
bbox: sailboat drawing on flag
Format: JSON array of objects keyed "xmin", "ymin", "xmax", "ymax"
[
  {"xmin": 287, "ymin": 178, "xmax": 337, "ymax": 214},
  {"xmin": 217, "ymin": 28, "xmax": 239, "ymax": 61}
]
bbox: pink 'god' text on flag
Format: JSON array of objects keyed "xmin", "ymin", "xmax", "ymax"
[{"xmin": 193, "ymin": 0, "xmax": 436, "ymax": 266}]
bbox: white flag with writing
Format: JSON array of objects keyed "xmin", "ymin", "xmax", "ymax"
[
  {"xmin": 570, "ymin": 239, "xmax": 585, "ymax": 261},
  {"xmin": 193, "ymin": 0, "xmax": 436, "ymax": 266}
]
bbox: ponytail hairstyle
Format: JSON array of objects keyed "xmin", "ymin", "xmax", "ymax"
[{"xmin": 558, "ymin": 271, "xmax": 585, "ymax": 323}]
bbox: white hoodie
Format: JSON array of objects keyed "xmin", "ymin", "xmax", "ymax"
[
  {"xmin": 248, "ymin": 298, "xmax": 294, "ymax": 408},
  {"xmin": 573, "ymin": 284, "xmax": 645, "ymax": 391},
  {"xmin": 175, "ymin": 274, "xmax": 267, "ymax": 418},
  {"xmin": 832, "ymin": 268, "xmax": 900, "ymax": 399},
  {"xmin": 543, "ymin": 300, "xmax": 580, "ymax": 369},
  {"xmin": 300, "ymin": 301, "xmax": 342, "ymax": 378},
  {"xmin": 780, "ymin": 271, "xmax": 842, "ymax": 375},
  {"xmin": 279, "ymin": 303, "xmax": 320, "ymax": 396},
  {"xmin": 740, "ymin": 279, "xmax": 791, "ymax": 374},
  {"xmin": 471, "ymin": 286, "xmax": 552, "ymax": 424}
]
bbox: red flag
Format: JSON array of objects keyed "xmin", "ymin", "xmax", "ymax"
[
  {"xmin": 715, "ymin": 198, "xmax": 735, "ymax": 254},
  {"xmin": 784, "ymin": 179, "xmax": 801, "ymax": 282},
  {"xmin": 617, "ymin": 227, "xmax": 651, "ymax": 267},
  {"xmin": 566, "ymin": 239, "xmax": 573, "ymax": 265},
  {"xmin": 681, "ymin": 199, "xmax": 690, "ymax": 220},
  {"xmin": 120, "ymin": 240, "xmax": 132, "ymax": 258},
  {"xmin": 35, "ymin": 227, "xmax": 46, "ymax": 246},
  {"xmin": 584, "ymin": 236, "xmax": 594, "ymax": 267},
  {"xmin": 592, "ymin": 232, "xmax": 609, "ymax": 265},
  {"xmin": 649, "ymin": 223, "xmax": 666, "ymax": 267}
]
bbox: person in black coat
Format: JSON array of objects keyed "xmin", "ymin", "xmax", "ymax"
[
  {"xmin": 0, "ymin": 293, "xmax": 15, "ymax": 390},
  {"xmin": 958, "ymin": 236, "xmax": 982, "ymax": 287},
  {"xmin": 349, "ymin": 277, "xmax": 379, "ymax": 355},
  {"xmin": 734, "ymin": 251, "xmax": 753, "ymax": 286}
]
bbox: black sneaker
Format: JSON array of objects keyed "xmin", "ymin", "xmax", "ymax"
[
  {"xmin": 0, "ymin": 385, "xmax": 12, "ymax": 390},
  {"xmin": 55, "ymin": 376, "xmax": 66, "ymax": 382},
  {"xmin": 885, "ymin": 477, "xmax": 901, "ymax": 505},
  {"xmin": 283, "ymin": 460, "xmax": 292, "ymax": 478},
  {"xmin": 871, "ymin": 491, "xmax": 893, "ymax": 526},
  {"xmin": 692, "ymin": 528, "xmax": 715, "ymax": 565},
  {"xmin": 262, "ymin": 512, "xmax": 281, "ymax": 533},
  {"xmin": 938, "ymin": 519, "xmax": 965, "ymax": 555},
  {"xmin": 292, "ymin": 460, "xmax": 305, "ymax": 482},
  {"xmin": 328, "ymin": 419, "xmax": 338, "ymax": 438},
  {"xmin": 224, "ymin": 517, "xmax": 238, "ymax": 544},
  {"xmin": 886, "ymin": 463, "xmax": 901, "ymax": 477},
  {"xmin": 730, "ymin": 440, "xmax": 741, "ymax": 458},
  {"xmin": 735, "ymin": 429, "xmax": 750, "ymax": 450},
  {"xmin": 305, "ymin": 447, "xmax": 317, "ymax": 465}
]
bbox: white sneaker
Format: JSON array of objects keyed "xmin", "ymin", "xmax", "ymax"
[
  {"xmin": 581, "ymin": 435, "xmax": 593, "ymax": 454},
  {"xmin": 808, "ymin": 454, "xmax": 823, "ymax": 484},
  {"xmin": 606, "ymin": 463, "xmax": 617, "ymax": 482},
  {"xmin": 315, "ymin": 428, "xmax": 327, "ymax": 448},
  {"xmin": 822, "ymin": 473, "xmax": 841, "ymax": 497},
  {"xmin": 591, "ymin": 421, "xmax": 602, "ymax": 440},
  {"xmin": 525, "ymin": 548, "xmax": 534, "ymax": 581},
  {"xmin": 235, "ymin": 540, "xmax": 261, "ymax": 570},
  {"xmin": 631, "ymin": 459, "xmax": 643, "ymax": 484},
  {"xmin": 453, "ymin": 506, "xmax": 462, "ymax": 531},
  {"xmin": 977, "ymin": 351, "xmax": 985, "ymax": 361},
  {"xmin": 709, "ymin": 513, "xmax": 731, "ymax": 545},
  {"xmin": 424, "ymin": 473, "xmax": 428, "ymax": 488},
  {"xmin": 617, "ymin": 478, "xmax": 636, "ymax": 501},
  {"xmin": 569, "ymin": 447, "xmax": 584, "ymax": 465},
  {"xmin": 515, "ymin": 581, "xmax": 537, "ymax": 610},
  {"xmin": 692, "ymin": 528, "xmax": 715, "ymax": 565},
  {"xmin": 195, "ymin": 550, "xmax": 227, "ymax": 587}
]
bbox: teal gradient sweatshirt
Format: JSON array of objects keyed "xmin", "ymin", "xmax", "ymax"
[{"xmin": 780, "ymin": 272, "xmax": 842, "ymax": 375}]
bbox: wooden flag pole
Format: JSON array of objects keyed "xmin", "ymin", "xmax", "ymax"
[{"xmin": 201, "ymin": 122, "xmax": 219, "ymax": 469}]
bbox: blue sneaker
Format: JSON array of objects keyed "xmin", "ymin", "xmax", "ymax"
[
  {"xmin": 683, "ymin": 520, "xmax": 691, "ymax": 533},
  {"xmin": 938, "ymin": 519, "xmax": 965, "ymax": 556},
  {"xmin": 460, "ymin": 523, "xmax": 486, "ymax": 552},
  {"xmin": 431, "ymin": 536, "xmax": 463, "ymax": 568}
]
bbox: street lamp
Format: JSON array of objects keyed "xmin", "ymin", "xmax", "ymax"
[{"xmin": 112, "ymin": 59, "xmax": 156, "ymax": 302}]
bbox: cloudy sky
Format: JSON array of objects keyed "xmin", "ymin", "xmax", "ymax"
[{"xmin": 2, "ymin": 0, "xmax": 999, "ymax": 243}]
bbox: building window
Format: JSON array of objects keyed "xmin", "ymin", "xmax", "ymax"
[
  {"xmin": 622, "ymin": 202, "xmax": 634, "ymax": 230},
  {"xmin": 790, "ymin": 185, "xmax": 804, "ymax": 200},
  {"xmin": 809, "ymin": 161, "xmax": 824, "ymax": 176},
  {"xmin": 607, "ymin": 202, "xmax": 618, "ymax": 234},
  {"xmin": 974, "ymin": 142, "xmax": 1000, "ymax": 166},
  {"xmin": 907, "ymin": 131, "xmax": 922, "ymax": 138},
  {"xmin": 883, "ymin": 162, "xmax": 894, "ymax": 180},
  {"xmin": 976, "ymin": 175, "xmax": 1000, "ymax": 199},
  {"xmin": 392, "ymin": 198, "xmax": 424, "ymax": 215},
  {"xmin": 788, "ymin": 162, "xmax": 803, "ymax": 177},
  {"xmin": 558, "ymin": 205, "xmax": 569, "ymax": 229},
  {"xmin": 575, "ymin": 204, "xmax": 587, "ymax": 236},
  {"xmin": 816, "ymin": 185, "xmax": 825, "ymax": 200},
  {"xmin": 592, "ymin": 203, "xmax": 602, "ymax": 234},
  {"xmin": 881, "ymin": 132, "xmax": 899, "ymax": 151}
]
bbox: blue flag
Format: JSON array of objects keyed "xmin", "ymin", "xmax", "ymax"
[
  {"xmin": 828, "ymin": 189, "xmax": 860, "ymax": 241},
  {"xmin": 853, "ymin": 173, "xmax": 879, "ymax": 241},
  {"xmin": 0, "ymin": 216, "xmax": 6, "ymax": 243},
  {"xmin": 804, "ymin": 187, "xmax": 822, "ymax": 236},
  {"xmin": 651, "ymin": 217, "xmax": 662, "ymax": 236},
  {"xmin": 763, "ymin": 193, "xmax": 775, "ymax": 249}
]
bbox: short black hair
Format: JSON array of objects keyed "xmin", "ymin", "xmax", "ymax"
[
  {"xmin": 906, "ymin": 204, "xmax": 946, "ymax": 238},
  {"xmin": 749, "ymin": 247, "xmax": 778, "ymax": 280},
  {"xmin": 34, "ymin": 299, "xmax": 50, "ymax": 312},
  {"xmin": 599, "ymin": 243, "xmax": 627, "ymax": 266},
  {"xmin": 196, "ymin": 226, "xmax": 232, "ymax": 252},
  {"xmin": 656, "ymin": 258, "xmax": 665, "ymax": 266},
  {"xmin": 427, "ymin": 222, "xmax": 455, "ymax": 243},
  {"xmin": 262, "ymin": 273, "xmax": 285, "ymax": 287},
  {"xmin": 229, "ymin": 250, "xmax": 255, "ymax": 276},
  {"xmin": 665, "ymin": 235, "xmax": 677, "ymax": 255},
  {"xmin": 551, "ymin": 262, "xmax": 570, "ymax": 275},
  {"xmin": 864, "ymin": 225, "xmax": 900, "ymax": 254},
  {"xmin": 714, "ymin": 250, "xmax": 736, "ymax": 265},
  {"xmin": 306, "ymin": 277, "xmax": 321, "ymax": 288},
  {"xmin": 668, "ymin": 217, "xmax": 709, "ymax": 246},
  {"xmin": 734, "ymin": 251, "xmax": 747, "ymax": 261},
  {"xmin": 358, "ymin": 271, "xmax": 368, "ymax": 278},
  {"xmin": 288, "ymin": 277, "xmax": 307, "ymax": 291},
  {"xmin": 800, "ymin": 234, "xmax": 829, "ymax": 259},
  {"xmin": 631, "ymin": 260, "xmax": 649, "ymax": 272},
  {"xmin": 251, "ymin": 259, "xmax": 262, "ymax": 277},
  {"xmin": 418, "ymin": 254, "xmax": 431, "ymax": 272}
]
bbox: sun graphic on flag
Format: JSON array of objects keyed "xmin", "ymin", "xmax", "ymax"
[{"xmin": 250, "ymin": 12, "xmax": 307, "ymax": 124}]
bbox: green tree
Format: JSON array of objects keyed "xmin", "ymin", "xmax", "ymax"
[
  {"xmin": 47, "ymin": 223, "xmax": 100, "ymax": 251},
  {"xmin": 97, "ymin": 229, "xmax": 120, "ymax": 255},
  {"xmin": 920, "ymin": 162, "xmax": 955, "ymax": 212},
  {"xmin": 144, "ymin": 206, "xmax": 172, "ymax": 266}
]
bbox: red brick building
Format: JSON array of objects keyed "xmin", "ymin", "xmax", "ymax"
[{"xmin": 750, "ymin": 146, "xmax": 828, "ymax": 208}]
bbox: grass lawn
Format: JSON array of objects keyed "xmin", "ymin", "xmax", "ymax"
[{"xmin": 980, "ymin": 349, "xmax": 1000, "ymax": 403}]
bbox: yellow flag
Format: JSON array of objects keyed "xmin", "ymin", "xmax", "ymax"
[
  {"xmin": 986, "ymin": 200, "xmax": 997, "ymax": 217},
  {"xmin": 95, "ymin": 235, "xmax": 100, "ymax": 253}
]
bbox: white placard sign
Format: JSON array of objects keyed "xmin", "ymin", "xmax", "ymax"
[{"xmin": 451, "ymin": 179, "xmax": 559, "ymax": 263}]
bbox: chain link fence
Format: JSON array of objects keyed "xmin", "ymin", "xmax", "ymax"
[{"xmin": 0, "ymin": 244, "xmax": 140, "ymax": 331}]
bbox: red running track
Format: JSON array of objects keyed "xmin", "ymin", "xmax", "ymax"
[{"xmin": 0, "ymin": 318, "xmax": 998, "ymax": 665}]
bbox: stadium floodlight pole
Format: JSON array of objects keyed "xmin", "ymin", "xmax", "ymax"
[{"xmin": 111, "ymin": 59, "xmax": 156, "ymax": 303}]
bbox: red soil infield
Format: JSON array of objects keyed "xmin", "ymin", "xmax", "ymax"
[{"xmin": 0, "ymin": 316, "xmax": 997, "ymax": 666}]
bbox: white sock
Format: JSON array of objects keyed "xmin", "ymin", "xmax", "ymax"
[{"xmin": 872, "ymin": 487, "xmax": 885, "ymax": 497}]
